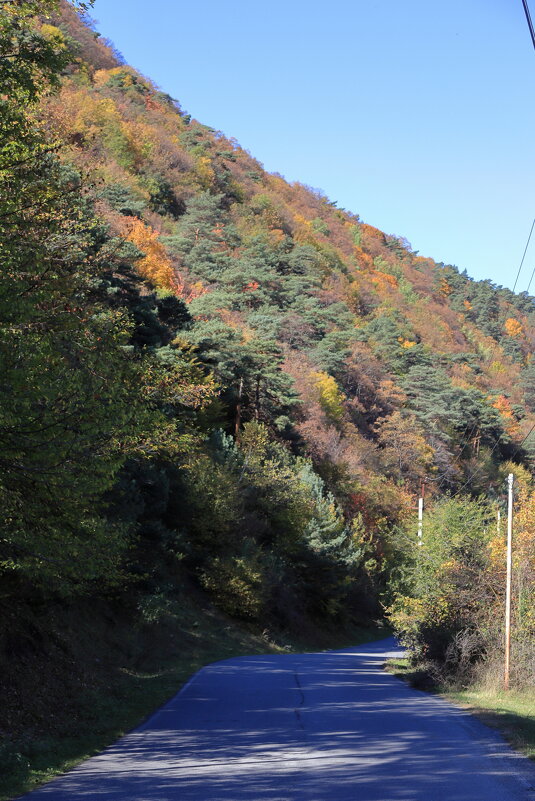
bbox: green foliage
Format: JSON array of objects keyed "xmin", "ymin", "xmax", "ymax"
[
  {"xmin": 0, "ymin": 1, "xmax": 202, "ymax": 593},
  {"xmin": 2, "ymin": 0, "xmax": 535, "ymax": 741},
  {"xmin": 389, "ymin": 496, "xmax": 494, "ymax": 670},
  {"xmin": 186, "ymin": 321, "xmax": 298, "ymax": 431},
  {"xmin": 100, "ymin": 183, "xmax": 146, "ymax": 217},
  {"xmin": 401, "ymin": 365, "xmax": 504, "ymax": 451},
  {"xmin": 199, "ymin": 542, "xmax": 265, "ymax": 619},
  {"xmin": 0, "ymin": 105, "xmax": 141, "ymax": 589},
  {"xmin": 521, "ymin": 362, "xmax": 535, "ymax": 412},
  {"xmin": 141, "ymin": 173, "xmax": 183, "ymax": 218},
  {"xmin": 0, "ymin": 0, "xmax": 72, "ymax": 102}
]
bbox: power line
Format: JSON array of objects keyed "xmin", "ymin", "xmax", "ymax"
[
  {"xmin": 450, "ymin": 422, "xmax": 535, "ymax": 500},
  {"xmin": 436, "ymin": 420, "xmax": 481, "ymax": 491},
  {"xmin": 450, "ymin": 437, "xmax": 503, "ymax": 498},
  {"xmin": 509, "ymin": 420, "xmax": 535, "ymax": 460},
  {"xmin": 526, "ymin": 262, "xmax": 535, "ymax": 294},
  {"xmin": 517, "ymin": 3, "xmax": 535, "ymax": 292},
  {"xmin": 421, "ymin": 420, "xmax": 511, "ymax": 495},
  {"xmin": 521, "ymin": 0, "xmax": 535, "ymax": 51},
  {"xmin": 513, "ymin": 216, "xmax": 535, "ymax": 292}
]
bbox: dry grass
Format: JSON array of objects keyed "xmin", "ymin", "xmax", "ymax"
[{"xmin": 385, "ymin": 658, "xmax": 535, "ymax": 761}]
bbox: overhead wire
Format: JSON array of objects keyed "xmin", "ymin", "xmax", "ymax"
[
  {"xmin": 512, "ymin": 217, "xmax": 535, "ymax": 292},
  {"xmin": 408, "ymin": 1, "xmax": 535, "ymax": 545},
  {"xmin": 440, "ymin": 1, "xmax": 535, "ymax": 494},
  {"xmin": 449, "ymin": 422, "xmax": 535, "ymax": 500},
  {"xmin": 419, "ymin": 418, "xmax": 535, "ymax": 503},
  {"xmin": 519, "ymin": 2, "xmax": 535, "ymax": 292},
  {"xmin": 521, "ymin": 0, "xmax": 535, "ymax": 51},
  {"xmin": 435, "ymin": 419, "xmax": 481, "ymax": 491},
  {"xmin": 526, "ymin": 261, "xmax": 535, "ymax": 294}
]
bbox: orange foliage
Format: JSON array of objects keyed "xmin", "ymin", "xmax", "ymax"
[
  {"xmin": 353, "ymin": 246, "xmax": 374, "ymax": 271},
  {"xmin": 359, "ymin": 223, "xmax": 384, "ymax": 241},
  {"xmin": 439, "ymin": 277, "xmax": 453, "ymax": 296},
  {"xmin": 492, "ymin": 395, "xmax": 520, "ymax": 438},
  {"xmin": 120, "ymin": 217, "xmax": 176, "ymax": 289},
  {"xmin": 172, "ymin": 273, "xmax": 207, "ymax": 303},
  {"xmin": 504, "ymin": 317, "xmax": 524, "ymax": 338},
  {"xmin": 372, "ymin": 270, "xmax": 398, "ymax": 290}
]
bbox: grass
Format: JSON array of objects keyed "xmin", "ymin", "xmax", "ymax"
[
  {"xmin": 385, "ymin": 657, "xmax": 535, "ymax": 761},
  {"xmin": 0, "ymin": 592, "xmax": 387, "ymax": 801},
  {"xmin": 446, "ymin": 687, "xmax": 535, "ymax": 760}
]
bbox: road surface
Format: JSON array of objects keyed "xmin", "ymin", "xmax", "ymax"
[{"xmin": 23, "ymin": 637, "xmax": 535, "ymax": 800}]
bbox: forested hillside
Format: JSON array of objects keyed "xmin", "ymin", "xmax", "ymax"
[{"xmin": 1, "ymin": 0, "xmax": 534, "ymax": 790}]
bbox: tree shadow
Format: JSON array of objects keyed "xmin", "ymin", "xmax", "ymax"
[{"xmin": 24, "ymin": 639, "xmax": 531, "ymax": 800}]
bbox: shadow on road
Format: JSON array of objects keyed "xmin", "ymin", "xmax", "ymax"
[{"xmin": 26, "ymin": 639, "xmax": 531, "ymax": 801}]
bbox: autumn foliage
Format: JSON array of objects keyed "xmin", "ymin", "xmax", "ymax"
[{"xmin": 2, "ymin": 6, "xmax": 535, "ymax": 769}]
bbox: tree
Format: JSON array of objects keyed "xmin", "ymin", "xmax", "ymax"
[
  {"xmin": 0, "ymin": 0, "xmax": 203, "ymax": 592},
  {"xmin": 185, "ymin": 320, "xmax": 298, "ymax": 435},
  {"xmin": 374, "ymin": 411, "xmax": 434, "ymax": 487},
  {"xmin": 121, "ymin": 217, "xmax": 177, "ymax": 289},
  {"xmin": 389, "ymin": 496, "xmax": 495, "ymax": 670}
]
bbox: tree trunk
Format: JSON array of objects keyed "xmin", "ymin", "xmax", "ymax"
[
  {"xmin": 234, "ymin": 376, "xmax": 243, "ymax": 439},
  {"xmin": 254, "ymin": 376, "xmax": 260, "ymax": 421}
]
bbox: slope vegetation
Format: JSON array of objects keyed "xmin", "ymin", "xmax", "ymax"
[{"xmin": 1, "ymin": 0, "xmax": 534, "ymax": 792}]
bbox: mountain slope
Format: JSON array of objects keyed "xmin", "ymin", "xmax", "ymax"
[{"xmin": 1, "ymin": 2, "xmax": 534, "ymax": 792}]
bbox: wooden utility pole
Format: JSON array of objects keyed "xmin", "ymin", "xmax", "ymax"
[{"xmin": 504, "ymin": 473, "xmax": 514, "ymax": 691}]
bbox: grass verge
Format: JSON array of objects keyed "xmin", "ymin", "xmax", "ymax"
[{"xmin": 385, "ymin": 657, "xmax": 535, "ymax": 761}]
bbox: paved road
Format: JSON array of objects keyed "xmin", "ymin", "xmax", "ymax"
[{"xmin": 24, "ymin": 638, "xmax": 535, "ymax": 800}]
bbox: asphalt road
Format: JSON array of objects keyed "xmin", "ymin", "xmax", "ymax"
[{"xmin": 24, "ymin": 637, "xmax": 535, "ymax": 801}]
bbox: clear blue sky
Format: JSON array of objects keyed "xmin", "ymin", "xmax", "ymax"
[{"xmin": 91, "ymin": 0, "xmax": 535, "ymax": 292}]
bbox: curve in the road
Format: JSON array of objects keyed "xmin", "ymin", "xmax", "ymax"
[{"xmin": 21, "ymin": 637, "xmax": 535, "ymax": 801}]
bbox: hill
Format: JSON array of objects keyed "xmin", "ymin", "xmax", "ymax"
[{"xmin": 1, "ymin": 1, "xmax": 534, "ymax": 793}]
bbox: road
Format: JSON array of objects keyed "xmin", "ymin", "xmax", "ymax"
[{"xmin": 23, "ymin": 637, "xmax": 535, "ymax": 800}]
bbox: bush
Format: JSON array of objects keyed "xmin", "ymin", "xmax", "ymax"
[
  {"xmin": 199, "ymin": 547, "xmax": 265, "ymax": 620},
  {"xmin": 0, "ymin": 739, "xmax": 29, "ymax": 781}
]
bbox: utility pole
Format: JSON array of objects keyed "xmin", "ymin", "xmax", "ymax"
[
  {"xmin": 417, "ymin": 481, "xmax": 425, "ymax": 545},
  {"xmin": 504, "ymin": 473, "xmax": 514, "ymax": 691}
]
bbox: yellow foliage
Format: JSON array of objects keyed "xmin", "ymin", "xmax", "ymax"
[
  {"xmin": 491, "ymin": 394, "xmax": 520, "ymax": 437},
  {"xmin": 450, "ymin": 375, "xmax": 471, "ymax": 390},
  {"xmin": 121, "ymin": 120, "xmax": 155, "ymax": 166},
  {"xmin": 68, "ymin": 91, "xmax": 116, "ymax": 131},
  {"xmin": 311, "ymin": 371, "xmax": 345, "ymax": 423},
  {"xmin": 39, "ymin": 24, "xmax": 67, "ymax": 50},
  {"xmin": 293, "ymin": 213, "xmax": 312, "ymax": 229},
  {"xmin": 463, "ymin": 299, "xmax": 472, "ymax": 311},
  {"xmin": 195, "ymin": 156, "xmax": 215, "ymax": 189},
  {"xmin": 489, "ymin": 360, "xmax": 506, "ymax": 374},
  {"xmin": 93, "ymin": 67, "xmax": 122, "ymax": 87},
  {"xmin": 398, "ymin": 337, "xmax": 416, "ymax": 349}
]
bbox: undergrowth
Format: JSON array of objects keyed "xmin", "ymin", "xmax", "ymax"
[{"xmin": 385, "ymin": 657, "xmax": 535, "ymax": 761}]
